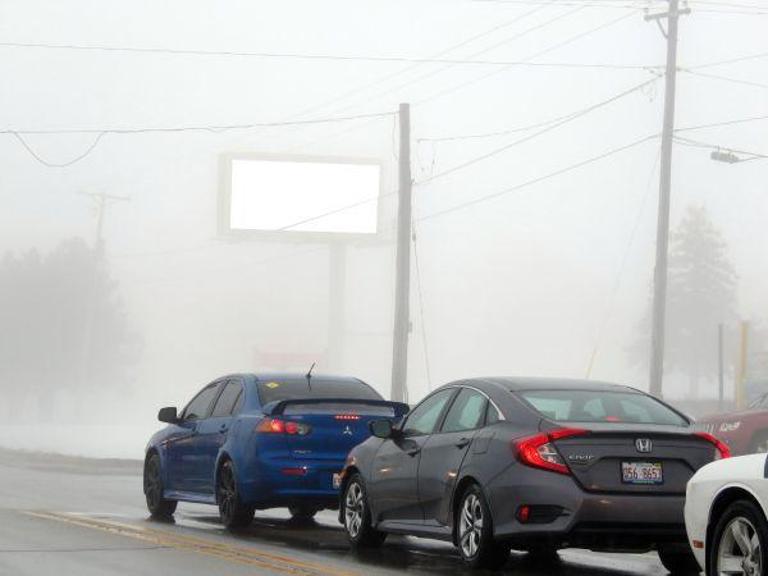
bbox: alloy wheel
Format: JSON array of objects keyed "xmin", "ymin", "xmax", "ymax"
[
  {"xmin": 144, "ymin": 457, "xmax": 162, "ymax": 509},
  {"xmin": 344, "ymin": 482, "xmax": 364, "ymax": 538},
  {"xmin": 218, "ymin": 463, "xmax": 237, "ymax": 522},
  {"xmin": 717, "ymin": 516, "xmax": 763, "ymax": 576},
  {"xmin": 459, "ymin": 493, "xmax": 484, "ymax": 559}
]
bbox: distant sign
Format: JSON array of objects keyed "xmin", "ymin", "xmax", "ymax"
[{"xmin": 219, "ymin": 154, "xmax": 381, "ymax": 240}]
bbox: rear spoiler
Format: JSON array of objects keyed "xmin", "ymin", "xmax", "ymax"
[{"xmin": 263, "ymin": 398, "xmax": 410, "ymax": 418}]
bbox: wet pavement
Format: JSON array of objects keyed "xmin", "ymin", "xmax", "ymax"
[{"xmin": 0, "ymin": 448, "xmax": 675, "ymax": 575}]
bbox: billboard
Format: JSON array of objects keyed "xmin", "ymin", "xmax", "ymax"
[{"xmin": 219, "ymin": 154, "xmax": 381, "ymax": 240}]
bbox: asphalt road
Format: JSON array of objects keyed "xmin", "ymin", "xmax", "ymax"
[{"xmin": 0, "ymin": 448, "xmax": 677, "ymax": 576}]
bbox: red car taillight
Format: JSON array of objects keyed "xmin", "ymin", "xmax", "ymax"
[
  {"xmin": 256, "ymin": 418, "xmax": 312, "ymax": 436},
  {"xmin": 515, "ymin": 428, "xmax": 588, "ymax": 475},
  {"xmin": 695, "ymin": 431, "xmax": 731, "ymax": 460}
]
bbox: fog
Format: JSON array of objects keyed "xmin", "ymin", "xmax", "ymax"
[{"xmin": 1, "ymin": 0, "xmax": 766, "ymax": 458}]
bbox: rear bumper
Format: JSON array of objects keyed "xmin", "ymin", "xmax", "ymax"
[
  {"xmin": 238, "ymin": 457, "xmax": 344, "ymax": 510},
  {"xmin": 488, "ymin": 466, "xmax": 688, "ymax": 550}
]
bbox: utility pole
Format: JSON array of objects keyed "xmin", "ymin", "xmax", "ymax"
[
  {"xmin": 390, "ymin": 103, "xmax": 412, "ymax": 403},
  {"xmin": 646, "ymin": 0, "xmax": 689, "ymax": 398},
  {"xmin": 78, "ymin": 191, "xmax": 129, "ymax": 390}
]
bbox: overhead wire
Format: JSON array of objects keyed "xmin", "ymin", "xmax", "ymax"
[{"xmin": 416, "ymin": 75, "xmax": 659, "ymax": 184}]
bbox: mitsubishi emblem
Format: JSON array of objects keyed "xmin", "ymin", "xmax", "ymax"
[{"xmin": 343, "ymin": 425, "xmax": 353, "ymax": 436}]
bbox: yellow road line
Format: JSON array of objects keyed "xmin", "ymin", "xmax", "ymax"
[{"xmin": 26, "ymin": 511, "xmax": 358, "ymax": 576}]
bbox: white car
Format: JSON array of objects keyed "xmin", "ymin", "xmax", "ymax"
[{"xmin": 685, "ymin": 453, "xmax": 768, "ymax": 575}]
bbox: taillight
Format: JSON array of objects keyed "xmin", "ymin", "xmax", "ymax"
[
  {"xmin": 695, "ymin": 432, "xmax": 731, "ymax": 460},
  {"xmin": 516, "ymin": 428, "xmax": 588, "ymax": 475},
  {"xmin": 256, "ymin": 418, "xmax": 312, "ymax": 435}
]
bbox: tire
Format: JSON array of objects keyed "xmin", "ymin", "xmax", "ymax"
[
  {"xmin": 657, "ymin": 544, "xmax": 700, "ymax": 575},
  {"xmin": 342, "ymin": 474, "xmax": 386, "ymax": 548},
  {"xmin": 289, "ymin": 506, "xmax": 319, "ymax": 521},
  {"xmin": 707, "ymin": 499, "xmax": 768, "ymax": 576},
  {"xmin": 455, "ymin": 484, "xmax": 510, "ymax": 570},
  {"xmin": 749, "ymin": 431, "xmax": 768, "ymax": 454},
  {"xmin": 143, "ymin": 452, "xmax": 177, "ymax": 518},
  {"xmin": 217, "ymin": 459, "xmax": 254, "ymax": 531}
]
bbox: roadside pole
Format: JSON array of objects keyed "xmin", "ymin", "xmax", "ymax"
[
  {"xmin": 647, "ymin": 0, "xmax": 689, "ymax": 398},
  {"xmin": 390, "ymin": 103, "xmax": 412, "ymax": 403},
  {"xmin": 736, "ymin": 321, "xmax": 749, "ymax": 409}
]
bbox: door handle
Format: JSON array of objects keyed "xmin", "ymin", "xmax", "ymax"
[
  {"xmin": 455, "ymin": 438, "xmax": 471, "ymax": 449},
  {"xmin": 219, "ymin": 424, "xmax": 229, "ymax": 433},
  {"xmin": 406, "ymin": 448, "xmax": 421, "ymax": 457}
]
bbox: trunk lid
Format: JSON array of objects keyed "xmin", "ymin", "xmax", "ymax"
[
  {"xmin": 549, "ymin": 424, "xmax": 717, "ymax": 495},
  {"xmin": 266, "ymin": 398, "xmax": 408, "ymax": 461}
]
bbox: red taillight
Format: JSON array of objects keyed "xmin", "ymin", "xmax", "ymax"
[
  {"xmin": 516, "ymin": 428, "xmax": 588, "ymax": 475},
  {"xmin": 256, "ymin": 418, "xmax": 311, "ymax": 435},
  {"xmin": 695, "ymin": 432, "xmax": 731, "ymax": 460},
  {"xmin": 335, "ymin": 414, "xmax": 361, "ymax": 421}
]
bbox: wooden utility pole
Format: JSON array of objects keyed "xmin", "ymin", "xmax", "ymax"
[
  {"xmin": 390, "ymin": 103, "xmax": 412, "ymax": 403},
  {"xmin": 647, "ymin": 0, "xmax": 690, "ymax": 398}
]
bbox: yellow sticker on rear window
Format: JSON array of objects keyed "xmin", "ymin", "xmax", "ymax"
[{"xmin": 265, "ymin": 382, "xmax": 280, "ymax": 389}]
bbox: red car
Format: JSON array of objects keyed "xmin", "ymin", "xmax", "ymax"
[{"xmin": 697, "ymin": 394, "xmax": 768, "ymax": 456}]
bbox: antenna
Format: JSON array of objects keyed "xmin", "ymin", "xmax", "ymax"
[{"xmin": 305, "ymin": 362, "xmax": 316, "ymax": 391}]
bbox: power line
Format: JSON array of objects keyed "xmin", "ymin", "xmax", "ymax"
[
  {"xmin": 0, "ymin": 40, "xmax": 656, "ymax": 70},
  {"xmin": 687, "ymin": 50, "xmax": 768, "ymax": 70},
  {"xmin": 414, "ymin": 10, "xmax": 639, "ymax": 107},
  {"xmin": 411, "ymin": 218, "xmax": 434, "ymax": 392},
  {"xmin": 675, "ymin": 113, "xmax": 768, "ymax": 132},
  {"xmin": 2, "ymin": 110, "xmax": 396, "ymax": 167},
  {"xmin": 682, "ymin": 69, "xmax": 768, "ymax": 90},
  {"xmin": 417, "ymin": 76, "xmax": 659, "ymax": 184},
  {"xmin": 417, "ymin": 134, "xmax": 658, "ymax": 222}
]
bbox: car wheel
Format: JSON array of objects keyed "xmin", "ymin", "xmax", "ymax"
[
  {"xmin": 657, "ymin": 544, "xmax": 700, "ymax": 575},
  {"xmin": 143, "ymin": 452, "xmax": 177, "ymax": 518},
  {"xmin": 708, "ymin": 499, "xmax": 768, "ymax": 576},
  {"xmin": 342, "ymin": 474, "xmax": 386, "ymax": 548},
  {"xmin": 217, "ymin": 459, "xmax": 254, "ymax": 531},
  {"xmin": 749, "ymin": 432, "xmax": 768, "ymax": 454},
  {"xmin": 456, "ymin": 484, "xmax": 510, "ymax": 570},
  {"xmin": 289, "ymin": 506, "xmax": 319, "ymax": 521}
]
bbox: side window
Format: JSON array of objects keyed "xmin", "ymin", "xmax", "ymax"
[
  {"xmin": 211, "ymin": 380, "xmax": 244, "ymax": 417},
  {"xmin": 441, "ymin": 389, "xmax": 487, "ymax": 433},
  {"xmin": 402, "ymin": 389, "xmax": 455, "ymax": 436},
  {"xmin": 182, "ymin": 384, "xmax": 220, "ymax": 421},
  {"xmin": 485, "ymin": 402, "xmax": 501, "ymax": 426}
]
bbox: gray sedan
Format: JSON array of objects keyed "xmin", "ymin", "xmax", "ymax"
[{"xmin": 338, "ymin": 377, "xmax": 730, "ymax": 574}]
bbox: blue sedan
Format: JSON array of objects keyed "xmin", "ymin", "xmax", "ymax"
[{"xmin": 143, "ymin": 373, "xmax": 408, "ymax": 529}]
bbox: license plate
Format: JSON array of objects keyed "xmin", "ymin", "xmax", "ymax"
[
  {"xmin": 332, "ymin": 473, "xmax": 342, "ymax": 490},
  {"xmin": 621, "ymin": 461, "xmax": 663, "ymax": 485}
]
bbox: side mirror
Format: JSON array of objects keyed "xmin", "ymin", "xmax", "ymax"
[
  {"xmin": 158, "ymin": 406, "xmax": 179, "ymax": 424},
  {"xmin": 369, "ymin": 419, "xmax": 396, "ymax": 439}
]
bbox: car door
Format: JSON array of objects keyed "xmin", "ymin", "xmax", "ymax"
[
  {"xmin": 418, "ymin": 387, "xmax": 489, "ymax": 526},
  {"xmin": 369, "ymin": 388, "xmax": 457, "ymax": 524},
  {"xmin": 194, "ymin": 378, "xmax": 245, "ymax": 494},
  {"xmin": 165, "ymin": 381, "xmax": 223, "ymax": 493}
]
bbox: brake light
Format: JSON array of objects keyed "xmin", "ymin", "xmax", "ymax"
[
  {"xmin": 335, "ymin": 414, "xmax": 361, "ymax": 421},
  {"xmin": 256, "ymin": 418, "xmax": 312, "ymax": 435},
  {"xmin": 516, "ymin": 428, "xmax": 588, "ymax": 475},
  {"xmin": 695, "ymin": 432, "xmax": 731, "ymax": 460}
]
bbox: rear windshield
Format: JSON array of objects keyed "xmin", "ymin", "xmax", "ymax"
[
  {"xmin": 256, "ymin": 377, "xmax": 382, "ymax": 406},
  {"xmin": 518, "ymin": 389, "xmax": 688, "ymax": 427}
]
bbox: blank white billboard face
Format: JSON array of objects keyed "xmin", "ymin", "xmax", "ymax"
[{"xmin": 228, "ymin": 158, "xmax": 380, "ymax": 234}]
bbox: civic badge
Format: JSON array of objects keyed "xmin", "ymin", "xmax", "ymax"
[{"xmin": 635, "ymin": 438, "xmax": 653, "ymax": 453}]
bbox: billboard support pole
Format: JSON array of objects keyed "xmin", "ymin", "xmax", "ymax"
[{"xmin": 390, "ymin": 103, "xmax": 412, "ymax": 403}]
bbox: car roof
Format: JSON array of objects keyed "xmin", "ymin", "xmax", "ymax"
[
  {"xmin": 222, "ymin": 372, "xmax": 367, "ymax": 384},
  {"xmin": 461, "ymin": 376, "xmax": 639, "ymax": 394}
]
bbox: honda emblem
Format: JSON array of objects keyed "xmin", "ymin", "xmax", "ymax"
[{"xmin": 635, "ymin": 438, "xmax": 653, "ymax": 453}]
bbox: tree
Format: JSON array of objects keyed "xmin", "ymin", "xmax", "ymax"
[
  {"xmin": 0, "ymin": 238, "xmax": 140, "ymax": 421},
  {"xmin": 631, "ymin": 205, "xmax": 738, "ymax": 397}
]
